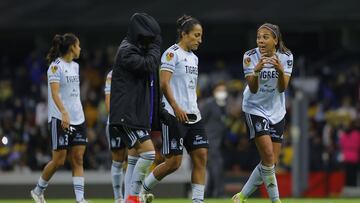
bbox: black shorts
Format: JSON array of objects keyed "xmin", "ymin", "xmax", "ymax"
[
  {"xmin": 161, "ymin": 113, "xmax": 209, "ymax": 155},
  {"xmin": 244, "ymin": 113, "xmax": 285, "ymax": 143},
  {"xmin": 49, "ymin": 117, "xmax": 87, "ymax": 150},
  {"xmin": 109, "ymin": 124, "xmax": 151, "ymax": 149},
  {"xmin": 106, "ymin": 124, "xmax": 126, "ymax": 150}
]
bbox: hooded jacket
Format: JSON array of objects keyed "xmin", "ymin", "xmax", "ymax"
[{"xmin": 110, "ymin": 13, "xmax": 162, "ymax": 130}]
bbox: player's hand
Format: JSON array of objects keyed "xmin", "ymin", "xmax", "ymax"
[
  {"xmin": 254, "ymin": 57, "xmax": 269, "ymax": 73},
  {"xmin": 267, "ymin": 55, "xmax": 284, "ymax": 72},
  {"xmin": 173, "ymin": 106, "xmax": 189, "ymax": 123},
  {"xmin": 61, "ymin": 111, "xmax": 70, "ymax": 130}
]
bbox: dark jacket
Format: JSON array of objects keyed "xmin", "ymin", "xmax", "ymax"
[{"xmin": 110, "ymin": 13, "xmax": 162, "ymax": 130}]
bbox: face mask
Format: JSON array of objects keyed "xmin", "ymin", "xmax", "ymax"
[{"xmin": 214, "ymin": 91, "xmax": 228, "ymax": 106}]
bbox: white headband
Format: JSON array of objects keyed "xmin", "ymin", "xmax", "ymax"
[{"xmin": 181, "ymin": 18, "xmax": 193, "ymax": 27}]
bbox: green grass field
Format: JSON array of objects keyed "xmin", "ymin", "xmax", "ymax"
[{"xmin": 1, "ymin": 199, "xmax": 360, "ymax": 203}]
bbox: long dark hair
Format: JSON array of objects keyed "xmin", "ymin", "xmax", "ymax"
[
  {"xmin": 176, "ymin": 14, "xmax": 201, "ymax": 41},
  {"xmin": 46, "ymin": 33, "xmax": 78, "ymax": 65},
  {"xmin": 258, "ymin": 23, "xmax": 290, "ymax": 54}
]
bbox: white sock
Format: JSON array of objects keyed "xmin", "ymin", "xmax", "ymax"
[
  {"xmin": 130, "ymin": 151, "xmax": 155, "ymax": 196},
  {"xmin": 34, "ymin": 177, "xmax": 48, "ymax": 195},
  {"xmin": 260, "ymin": 164, "xmax": 280, "ymax": 202},
  {"xmin": 192, "ymin": 183, "xmax": 205, "ymax": 202},
  {"xmin": 143, "ymin": 172, "xmax": 160, "ymax": 192},
  {"xmin": 73, "ymin": 176, "xmax": 85, "ymax": 201},
  {"xmin": 125, "ymin": 155, "xmax": 138, "ymax": 199},
  {"xmin": 241, "ymin": 163, "xmax": 263, "ymax": 197},
  {"xmin": 111, "ymin": 161, "xmax": 123, "ymax": 200}
]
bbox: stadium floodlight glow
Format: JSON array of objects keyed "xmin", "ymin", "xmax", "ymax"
[{"xmin": 1, "ymin": 136, "xmax": 8, "ymax": 145}]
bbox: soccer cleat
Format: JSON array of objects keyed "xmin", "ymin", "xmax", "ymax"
[
  {"xmin": 140, "ymin": 193, "xmax": 154, "ymax": 203},
  {"xmin": 115, "ymin": 198, "xmax": 124, "ymax": 203},
  {"xmin": 30, "ymin": 190, "xmax": 46, "ymax": 203},
  {"xmin": 232, "ymin": 192, "xmax": 246, "ymax": 203},
  {"xmin": 126, "ymin": 195, "xmax": 141, "ymax": 203},
  {"xmin": 77, "ymin": 199, "xmax": 92, "ymax": 203}
]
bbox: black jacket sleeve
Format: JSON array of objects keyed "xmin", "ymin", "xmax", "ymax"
[{"xmin": 121, "ymin": 37, "xmax": 161, "ymax": 73}]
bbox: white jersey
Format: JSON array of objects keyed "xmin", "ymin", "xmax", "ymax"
[
  {"xmin": 47, "ymin": 58, "xmax": 85, "ymax": 125},
  {"xmin": 160, "ymin": 44, "xmax": 201, "ymax": 123},
  {"xmin": 104, "ymin": 70, "xmax": 112, "ymax": 124},
  {"xmin": 242, "ymin": 48, "xmax": 293, "ymax": 124}
]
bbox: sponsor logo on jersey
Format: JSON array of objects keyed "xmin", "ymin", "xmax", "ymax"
[
  {"xmin": 244, "ymin": 57, "xmax": 251, "ymax": 67},
  {"xmin": 51, "ymin": 66, "xmax": 58, "ymax": 74},
  {"xmin": 193, "ymin": 135, "xmax": 208, "ymax": 145},
  {"xmin": 185, "ymin": 65, "xmax": 198, "ymax": 75},
  {"xmin": 66, "ymin": 76, "xmax": 80, "ymax": 83},
  {"xmin": 287, "ymin": 60, "xmax": 293, "ymax": 67},
  {"xmin": 166, "ymin": 52, "xmax": 174, "ymax": 61},
  {"xmin": 260, "ymin": 70, "xmax": 279, "ymax": 79}
]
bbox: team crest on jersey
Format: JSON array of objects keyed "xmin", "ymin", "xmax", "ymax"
[
  {"xmin": 255, "ymin": 122, "xmax": 262, "ymax": 132},
  {"xmin": 111, "ymin": 138, "xmax": 116, "ymax": 147},
  {"xmin": 244, "ymin": 57, "xmax": 251, "ymax": 67},
  {"xmin": 59, "ymin": 136, "xmax": 65, "ymax": 145},
  {"xmin": 170, "ymin": 138, "xmax": 177, "ymax": 149},
  {"xmin": 136, "ymin": 130, "xmax": 146, "ymax": 138},
  {"xmin": 51, "ymin": 65, "xmax": 58, "ymax": 73},
  {"xmin": 166, "ymin": 52, "xmax": 174, "ymax": 61}
]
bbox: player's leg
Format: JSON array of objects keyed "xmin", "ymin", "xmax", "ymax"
[
  {"xmin": 119, "ymin": 127, "xmax": 154, "ymax": 202},
  {"xmin": 31, "ymin": 118, "xmax": 68, "ymax": 203},
  {"xmin": 233, "ymin": 114, "xmax": 271, "ymax": 203},
  {"xmin": 142, "ymin": 115, "xmax": 184, "ymax": 194},
  {"xmin": 187, "ymin": 121, "xmax": 209, "ymax": 203},
  {"xmin": 138, "ymin": 131, "xmax": 163, "ymax": 203},
  {"xmin": 31, "ymin": 149, "xmax": 67, "ymax": 203},
  {"xmin": 69, "ymin": 123, "xmax": 88, "ymax": 203},
  {"xmin": 124, "ymin": 148, "xmax": 138, "ymax": 200},
  {"xmin": 111, "ymin": 149, "xmax": 126, "ymax": 203},
  {"xmin": 107, "ymin": 124, "xmax": 127, "ymax": 202},
  {"xmin": 254, "ymin": 116, "xmax": 284, "ymax": 203},
  {"xmin": 189, "ymin": 148, "xmax": 208, "ymax": 203}
]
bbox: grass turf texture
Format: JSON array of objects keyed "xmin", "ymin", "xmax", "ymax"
[{"xmin": 1, "ymin": 199, "xmax": 360, "ymax": 203}]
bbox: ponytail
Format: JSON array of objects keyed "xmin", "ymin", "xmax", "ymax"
[
  {"xmin": 46, "ymin": 33, "xmax": 78, "ymax": 65},
  {"xmin": 176, "ymin": 14, "xmax": 200, "ymax": 41}
]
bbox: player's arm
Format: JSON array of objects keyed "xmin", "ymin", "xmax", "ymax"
[
  {"xmin": 50, "ymin": 82, "xmax": 70, "ymax": 129},
  {"xmin": 105, "ymin": 93, "xmax": 110, "ymax": 114},
  {"xmin": 269, "ymin": 54, "xmax": 293, "ymax": 93},
  {"xmin": 120, "ymin": 38, "xmax": 161, "ymax": 73},
  {"xmin": 276, "ymin": 68, "xmax": 290, "ymax": 93},
  {"xmin": 244, "ymin": 56, "xmax": 267, "ymax": 93},
  {"xmin": 160, "ymin": 70, "xmax": 189, "ymax": 123}
]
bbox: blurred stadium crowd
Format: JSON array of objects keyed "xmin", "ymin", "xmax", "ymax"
[{"xmin": 0, "ymin": 40, "xmax": 358, "ymax": 187}]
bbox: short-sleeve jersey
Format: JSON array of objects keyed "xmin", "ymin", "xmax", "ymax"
[
  {"xmin": 160, "ymin": 44, "xmax": 201, "ymax": 123},
  {"xmin": 242, "ymin": 47, "xmax": 294, "ymax": 124},
  {"xmin": 104, "ymin": 70, "xmax": 112, "ymax": 124},
  {"xmin": 47, "ymin": 58, "xmax": 85, "ymax": 125}
]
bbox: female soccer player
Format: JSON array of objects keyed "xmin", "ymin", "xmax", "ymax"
[
  {"xmin": 142, "ymin": 15, "xmax": 208, "ymax": 203},
  {"xmin": 232, "ymin": 23, "xmax": 294, "ymax": 203},
  {"xmin": 31, "ymin": 33, "xmax": 90, "ymax": 203}
]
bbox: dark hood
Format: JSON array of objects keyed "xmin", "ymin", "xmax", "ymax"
[{"xmin": 126, "ymin": 13, "xmax": 161, "ymax": 46}]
